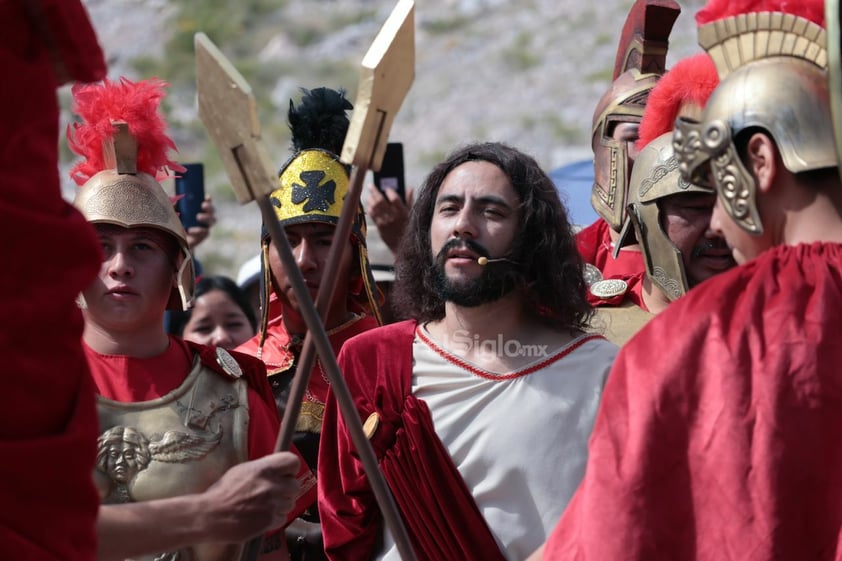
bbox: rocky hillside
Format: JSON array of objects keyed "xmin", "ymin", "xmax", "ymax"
[{"xmin": 73, "ymin": 0, "xmax": 706, "ymax": 276}]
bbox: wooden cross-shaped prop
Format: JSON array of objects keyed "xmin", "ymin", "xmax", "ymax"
[{"xmin": 195, "ymin": 1, "xmax": 417, "ymax": 559}]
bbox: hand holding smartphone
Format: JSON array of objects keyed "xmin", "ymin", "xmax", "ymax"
[
  {"xmin": 373, "ymin": 142, "xmax": 406, "ymax": 201},
  {"xmin": 175, "ymin": 163, "xmax": 206, "ymax": 229}
]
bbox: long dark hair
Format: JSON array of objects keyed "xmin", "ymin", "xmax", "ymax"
[{"xmin": 392, "ymin": 142, "xmax": 592, "ymax": 331}]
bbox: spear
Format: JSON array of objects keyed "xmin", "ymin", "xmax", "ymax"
[{"xmin": 194, "ymin": 1, "xmax": 417, "ymax": 559}]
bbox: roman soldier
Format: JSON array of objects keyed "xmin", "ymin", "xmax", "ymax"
[
  {"xmin": 70, "ymin": 77, "xmax": 312, "ymax": 561},
  {"xmin": 589, "ymin": 52, "xmax": 727, "ymax": 344},
  {"xmin": 235, "ymin": 87, "xmax": 383, "ymax": 560},
  {"xmin": 576, "ymin": 0, "xmax": 680, "ymax": 287}
]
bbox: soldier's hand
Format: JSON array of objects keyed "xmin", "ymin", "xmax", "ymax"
[{"xmin": 199, "ymin": 452, "xmax": 301, "ymax": 542}]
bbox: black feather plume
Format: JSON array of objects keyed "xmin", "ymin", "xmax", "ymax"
[{"xmin": 287, "ymin": 87, "xmax": 353, "ymax": 155}]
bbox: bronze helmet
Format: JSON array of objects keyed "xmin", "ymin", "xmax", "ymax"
[
  {"xmin": 73, "ymin": 124, "xmax": 195, "ymax": 311},
  {"xmin": 591, "ymin": 0, "xmax": 680, "ymax": 232},
  {"xmin": 674, "ymin": 10, "xmax": 835, "ymax": 235},
  {"xmin": 626, "ymin": 132, "xmax": 715, "ymax": 300}
]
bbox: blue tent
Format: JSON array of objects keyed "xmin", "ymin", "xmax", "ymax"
[{"xmin": 549, "ymin": 159, "xmax": 597, "ymax": 227}]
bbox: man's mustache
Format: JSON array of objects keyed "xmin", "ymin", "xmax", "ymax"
[
  {"xmin": 435, "ymin": 239, "xmax": 491, "ymax": 263},
  {"xmin": 692, "ymin": 239, "xmax": 731, "ymax": 258}
]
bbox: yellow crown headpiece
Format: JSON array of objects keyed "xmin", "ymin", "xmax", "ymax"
[
  {"xmin": 270, "ymin": 148, "xmax": 363, "ymax": 235},
  {"xmin": 259, "ymin": 147, "xmax": 381, "ymax": 338}
]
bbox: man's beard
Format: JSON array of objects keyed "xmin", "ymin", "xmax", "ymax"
[{"xmin": 432, "ymin": 239, "xmax": 520, "ymax": 307}]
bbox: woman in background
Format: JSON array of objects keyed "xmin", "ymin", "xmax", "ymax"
[{"xmin": 170, "ymin": 275, "xmax": 258, "ymax": 350}]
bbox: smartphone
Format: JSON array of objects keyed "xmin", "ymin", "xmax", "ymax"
[
  {"xmin": 175, "ymin": 162, "xmax": 206, "ymax": 229},
  {"xmin": 373, "ymin": 142, "xmax": 406, "ymax": 201}
]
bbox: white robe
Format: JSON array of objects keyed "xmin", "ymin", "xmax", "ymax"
[{"xmin": 377, "ymin": 328, "xmax": 617, "ymax": 561}]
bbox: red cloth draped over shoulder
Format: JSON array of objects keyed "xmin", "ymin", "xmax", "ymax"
[
  {"xmin": 185, "ymin": 341, "xmax": 318, "ymax": 522},
  {"xmin": 576, "ymin": 218, "xmax": 643, "ymax": 278},
  {"xmin": 187, "ymin": 342, "xmax": 316, "ymax": 524},
  {"xmin": 544, "ymin": 243, "xmax": 842, "ymax": 561},
  {"xmin": 318, "ymin": 320, "xmax": 507, "ymax": 561},
  {"xmin": 0, "ymin": 2, "xmax": 105, "ymax": 560}
]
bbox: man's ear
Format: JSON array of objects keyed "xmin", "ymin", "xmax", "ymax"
[{"xmin": 745, "ymin": 132, "xmax": 778, "ymax": 194}]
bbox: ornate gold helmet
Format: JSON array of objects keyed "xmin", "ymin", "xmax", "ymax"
[
  {"xmin": 626, "ymin": 132, "xmax": 715, "ymax": 300},
  {"xmin": 68, "ymin": 78, "xmax": 194, "ymax": 311},
  {"xmin": 258, "ymin": 88, "xmax": 382, "ymax": 339},
  {"xmin": 674, "ymin": 3, "xmax": 835, "ymax": 235},
  {"xmin": 591, "ymin": 0, "xmax": 680, "ymax": 232}
]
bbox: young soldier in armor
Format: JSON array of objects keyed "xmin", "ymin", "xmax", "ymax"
[
  {"xmin": 235, "ymin": 87, "xmax": 382, "ymax": 561},
  {"xmin": 533, "ymin": 1, "xmax": 842, "ymax": 559},
  {"xmin": 318, "ymin": 142, "xmax": 618, "ymax": 561},
  {"xmin": 70, "ymin": 77, "xmax": 312, "ymax": 561}
]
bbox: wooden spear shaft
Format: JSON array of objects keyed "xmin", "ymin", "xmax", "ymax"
[{"xmin": 275, "ymin": 162, "xmax": 364, "ymax": 451}]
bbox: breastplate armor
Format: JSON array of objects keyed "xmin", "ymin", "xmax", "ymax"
[{"xmin": 94, "ymin": 353, "xmax": 250, "ymax": 561}]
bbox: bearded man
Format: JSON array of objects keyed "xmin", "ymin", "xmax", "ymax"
[{"xmin": 317, "ymin": 142, "xmax": 618, "ymax": 561}]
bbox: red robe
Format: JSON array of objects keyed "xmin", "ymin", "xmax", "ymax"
[
  {"xmin": 0, "ymin": 2, "xmax": 105, "ymax": 560},
  {"xmin": 318, "ymin": 320, "xmax": 508, "ymax": 561},
  {"xmin": 544, "ymin": 243, "xmax": 842, "ymax": 561},
  {"xmin": 576, "ymin": 218, "xmax": 644, "ymax": 278}
]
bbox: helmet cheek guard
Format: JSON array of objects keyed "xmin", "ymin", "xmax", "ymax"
[{"xmin": 628, "ymin": 132, "xmax": 715, "ymax": 299}]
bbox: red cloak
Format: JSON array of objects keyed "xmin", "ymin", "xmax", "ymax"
[
  {"xmin": 318, "ymin": 320, "xmax": 507, "ymax": 561},
  {"xmin": 544, "ymin": 243, "xmax": 842, "ymax": 561},
  {"xmin": 0, "ymin": 2, "xmax": 105, "ymax": 559}
]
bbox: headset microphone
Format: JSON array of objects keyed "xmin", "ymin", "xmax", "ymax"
[{"xmin": 477, "ymin": 256, "xmax": 519, "ymax": 266}]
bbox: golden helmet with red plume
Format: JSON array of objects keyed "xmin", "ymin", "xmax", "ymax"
[
  {"xmin": 673, "ymin": 0, "xmax": 835, "ymax": 235},
  {"xmin": 68, "ymin": 77, "xmax": 194, "ymax": 311}
]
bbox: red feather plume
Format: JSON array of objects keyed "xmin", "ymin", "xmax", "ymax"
[
  {"xmin": 637, "ymin": 53, "xmax": 720, "ymax": 149},
  {"xmin": 696, "ymin": 0, "xmax": 825, "ymax": 28},
  {"xmin": 67, "ymin": 77, "xmax": 185, "ymax": 186}
]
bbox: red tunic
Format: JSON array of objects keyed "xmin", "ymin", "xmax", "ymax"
[
  {"xmin": 543, "ymin": 243, "xmax": 842, "ymax": 561},
  {"xmin": 576, "ymin": 218, "xmax": 644, "ymax": 278},
  {"xmin": 0, "ymin": 2, "xmax": 105, "ymax": 560},
  {"xmin": 318, "ymin": 320, "xmax": 509, "ymax": 561}
]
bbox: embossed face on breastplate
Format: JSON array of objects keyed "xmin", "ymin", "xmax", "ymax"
[{"xmin": 98, "ymin": 427, "xmax": 151, "ymax": 484}]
